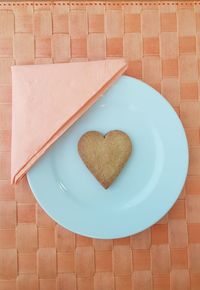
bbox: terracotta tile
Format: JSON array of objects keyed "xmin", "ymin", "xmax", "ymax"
[
  {"xmin": 0, "ymin": 152, "xmax": 10, "ymax": 179},
  {"xmin": 88, "ymin": 14, "xmax": 104, "ymax": 33},
  {"xmin": 37, "ymin": 205, "xmax": 55, "ymax": 227},
  {"xmin": 0, "ymin": 11, "xmax": 14, "ymax": 36},
  {"xmin": 113, "ymin": 245, "xmax": 132, "ymax": 275},
  {"xmin": 16, "ymin": 224, "xmax": 37, "ymax": 252},
  {"xmin": 57, "ymin": 252, "xmax": 74, "ymax": 273},
  {"xmin": 153, "ymin": 274, "xmax": 170, "ymax": 290},
  {"xmin": 0, "ymin": 130, "xmax": 11, "ymax": 151},
  {"xmin": 35, "ymin": 37, "xmax": 51, "ymax": 58},
  {"xmin": 161, "ymin": 79, "xmax": 180, "ymax": 107},
  {"xmin": 0, "ymin": 58, "xmax": 14, "ymax": 85},
  {"xmin": 93, "ymin": 239, "xmax": 113, "ymax": 250},
  {"xmin": 188, "ymin": 223, "xmax": 200, "ymax": 243},
  {"xmin": 133, "ymin": 271, "xmax": 152, "ymax": 290},
  {"xmin": 15, "ymin": 176, "xmax": 36, "ymax": 203},
  {"xmin": 124, "ymin": 13, "xmax": 141, "ymax": 33},
  {"xmin": 88, "ymin": 33, "xmax": 106, "ymax": 60},
  {"xmin": 0, "ymin": 201, "xmax": 16, "ymax": 229},
  {"xmin": 142, "ymin": 10, "xmax": 159, "ymax": 36},
  {"xmin": 106, "ymin": 37, "xmax": 122, "ymax": 57},
  {"xmin": 0, "ymin": 280, "xmax": 16, "ymax": 290},
  {"xmin": 186, "ymin": 195, "xmax": 200, "ymax": 223},
  {"xmin": 114, "ymin": 237, "xmax": 130, "ymax": 246},
  {"xmin": 178, "ymin": 9, "xmax": 196, "ymax": 36},
  {"xmin": 0, "ymin": 104, "xmax": 11, "ymax": 130},
  {"xmin": 57, "ymin": 273, "xmax": 76, "ymax": 290},
  {"xmin": 0, "ymin": 229, "xmax": 15, "ymax": 248},
  {"xmin": 160, "ymin": 32, "xmax": 178, "ymax": 58},
  {"xmin": 189, "ymin": 147, "xmax": 200, "ymax": 176},
  {"xmin": 186, "ymin": 176, "xmax": 200, "ymax": 194},
  {"xmin": 17, "ymin": 203, "xmax": 36, "ymax": 223},
  {"xmin": 180, "ymin": 83, "xmax": 198, "ymax": 100},
  {"xmin": 185, "ymin": 129, "xmax": 199, "ymax": 146},
  {"xmin": 169, "ymin": 220, "xmax": 188, "ymax": 248},
  {"xmin": 180, "ymin": 55, "xmax": 198, "ymax": 82},
  {"xmin": 35, "ymin": 58, "xmax": 52, "ymax": 64},
  {"xmin": 115, "ymin": 275, "xmax": 132, "ymax": 290},
  {"xmin": 143, "ymin": 57, "xmax": 161, "ymax": 83},
  {"xmin": 75, "ymin": 246, "xmax": 94, "ymax": 277},
  {"xmin": 38, "ymin": 248, "xmax": 56, "ymax": 278},
  {"xmin": 179, "ymin": 36, "xmax": 196, "ymax": 54},
  {"xmin": 133, "ymin": 249, "xmax": 150, "ymax": 270},
  {"xmin": 76, "ymin": 235, "xmax": 92, "ymax": 247},
  {"xmin": 94, "ymin": 273, "xmax": 114, "ymax": 290},
  {"xmin": 169, "ymin": 200, "xmax": 186, "ymax": 219},
  {"xmin": 189, "ymin": 244, "xmax": 200, "ymax": 272},
  {"xmin": 77, "ymin": 277, "xmax": 93, "ymax": 290},
  {"xmin": 56, "ymin": 225, "xmax": 75, "ymax": 251},
  {"xmin": 124, "ymin": 33, "xmax": 141, "ymax": 60},
  {"xmin": 95, "ymin": 250, "xmax": 112, "ymax": 272},
  {"xmin": 131, "ymin": 229, "xmax": 151, "ymax": 249},
  {"xmin": 151, "ymin": 245, "xmax": 170, "ymax": 273},
  {"xmin": 18, "ymin": 253, "xmax": 37, "ymax": 273},
  {"xmin": 143, "ymin": 37, "xmax": 159, "ymax": 56},
  {"xmin": 191, "ymin": 273, "xmax": 200, "ymax": 290},
  {"xmin": 0, "ymin": 36, "xmax": 13, "ymax": 57},
  {"xmin": 40, "ymin": 279, "xmax": 56, "ymax": 290},
  {"xmin": 171, "ymin": 248, "xmax": 188, "ymax": 269},
  {"xmin": 38, "ymin": 228, "xmax": 55, "ymax": 247},
  {"xmin": 15, "ymin": 13, "xmax": 33, "ymax": 33},
  {"xmin": 161, "ymin": 13, "xmax": 177, "ymax": 32},
  {"xmin": 151, "ymin": 224, "xmax": 168, "ymax": 244},
  {"xmin": 17, "ymin": 274, "xmax": 38, "ymax": 290},
  {"xmin": 53, "ymin": 14, "xmax": 68, "ymax": 33},
  {"xmin": 0, "ymin": 85, "xmax": 12, "ymax": 103},
  {"xmin": 0, "ymin": 180, "xmax": 14, "ymax": 201},
  {"xmin": 0, "ymin": 249, "xmax": 17, "ymax": 278},
  {"xmin": 52, "ymin": 34, "xmax": 70, "ymax": 62},
  {"xmin": 69, "ymin": 10, "xmax": 87, "ymax": 38},
  {"xmin": 14, "ymin": 33, "xmax": 34, "ymax": 64},
  {"xmin": 170, "ymin": 270, "xmax": 190, "ymax": 290},
  {"xmin": 125, "ymin": 60, "xmax": 142, "ymax": 79},
  {"xmin": 162, "ymin": 59, "xmax": 178, "ymax": 77},
  {"xmin": 34, "ymin": 10, "xmax": 52, "ymax": 36},
  {"xmin": 156, "ymin": 214, "xmax": 168, "ymax": 225},
  {"xmin": 106, "ymin": 10, "xmax": 123, "ymax": 37},
  {"xmin": 180, "ymin": 102, "xmax": 200, "ymax": 127},
  {"xmin": 71, "ymin": 38, "xmax": 87, "ymax": 58}
]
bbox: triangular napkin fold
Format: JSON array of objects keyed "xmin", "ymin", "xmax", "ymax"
[{"xmin": 11, "ymin": 59, "xmax": 127, "ymax": 184}]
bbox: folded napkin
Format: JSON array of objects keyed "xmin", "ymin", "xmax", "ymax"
[{"xmin": 11, "ymin": 59, "xmax": 127, "ymax": 184}]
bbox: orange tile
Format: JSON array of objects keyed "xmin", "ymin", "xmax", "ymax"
[
  {"xmin": 0, "ymin": 36, "xmax": 13, "ymax": 57},
  {"xmin": 115, "ymin": 275, "xmax": 132, "ymax": 290},
  {"xmin": 34, "ymin": 10, "xmax": 52, "ymax": 36},
  {"xmin": 0, "ymin": 58, "xmax": 14, "ymax": 85},
  {"xmin": 143, "ymin": 57, "xmax": 161, "ymax": 83},
  {"xmin": 142, "ymin": 10, "xmax": 159, "ymax": 36},
  {"xmin": 186, "ymin": 176, "xmax": 200, "ymax": 194},
  {"xmin": 40, "ymin": 279, "xmax": 56, "ymax": 290},
  {"xmin": 95, "ymin": 250, "xmax": 112, "ymax": 272},
  {"xmin": 189, "ymin": 244, "xmax": 200, "ymax": 272},
  {"xmin": 113, "ymin": 246, "xmax": 132, "ymax": 275},
  {"xmin": 14, "ymin": 33, "xmax": 34, "ymax": 65},
  {"xmin": 77, "ymin": 277, "xmax": 93, "ymax": 290},
  {"xmin": 53, "ymin": 14, "xmax": 68, "ymax": 33},
  {"xmin": 180, "ymin": 102, "xmax": 200, "ymax": 128},
  {"xmin": 186, "ymin": 196, "xmax": 200, "ymax": 223},
  {"xmin": 153, "ymin": 274, "xmax": 170, "ymax": 290},
  {"xmin": 52, "ymin": 34, "xmax": 70, "ymax": 62},
  {"xmin": 0, "ymin": 249, "xmax": 17, "ymax": 279},
  {"xmin": 171, "ymin": 248, "xmax": 188, "ymax": 269},
  {"xmin": 189, "ymin": 147, "xmax": 200, "ymax": 176},
  {"xmin": 191, "ymin": 273, "xmax": 200, "ymax": 290},
  {"xmin": 106, "ymin": 37, "xmax": 123, "ymax": 57},
  {"xmin": 160, "ymin": 32, "xmax": 178, "ymax": 59},
  {"xmin": 88, "ymin": 33, "xmax": 106, "ymax": 60},
  {"xmin": 17, "ymin": 203, "xmax": 36, "ymax": 223},
  {"xmin": 151, "ymin": 245, "xmax": 170, "ymax": 273},
  {"xmin": 180, "ymin": 83, "xmax": 198, "ymax": 100},
  {"xmin": 93, "ymin": 239, "xmax": 113, "ymax": 250},
  {"xmin": 88, "ymin": 14, "xmax": 104, "ymax": 33},
  {"xmin": 180, "ymin": 55, "xmax": 198, "ymax": 82},
  {"xmin": 0, "ymin": 152, "xmax": 10, "ymax": 180},
  {"xmin": 71, "ymin": 38, "xmax": 87, "ymax": 58},
  {"xmin": 0, "ymin": 180, "xmax": 14, "ymax": 201},
  {"xmin": 168, "ymin": 200, "xmax": 186, "ymax": 219},
  {"xmin": 169, "ymin": 220, "xmax": 188, "ymax": 248},
  {"xmin": 16, "ymin": 224, "xmax": 37, "ymax": 252},
  {"xmin": 0, "ymin": 201, "xmax": 16, "ymax": 229},
  {"xmin": 131, "ymin": 229, "xmax": 151, "ymax": 249},
  {"xmin": 0, "ymin": 280, "xmax": 16, "ymax": 290},
  {"xmin": 161, "ymin": 13, "xmax": 177, "ymax": 32},
  {"xmin": 76, "ymin": 235, "xmax": 92, "ymax": 247},
  {"xmin": 133, "ymin": 249, "xmax": 150, "ymax": 270},
  {"xmin": 94, "ymin": 273, "xmax": 114, "ymax": 290},
  {"xmin": 114, "ymin": 237, "xmax": 130, "ymax": 246},
  {"xmin": 162, "ymin": 59, "xmax": 178, "ymax": 77},
  {"xmin": 133, "ymin": 271, "xmax": 152, "ymax": 290},
  {"xmin": 69, "ymin": 10, "xmax": 87, "ymax": 38},
  {"xmin": 35, "ymin": 37, "xmax": 51, "ymax": 58},
  {"xmin": 37, "ymin": 205, "xmax": 55, "ymax": 227},
  {"xmin": 0, "ymin": 229, "xmax": 15, "ymax": 248},
  {"xmin": 57, "ymin": 252, "xmax": 74, "ymax": 273},
  {"xmin": 57, "ymin": 273, "xmax": 76, "ymax": 290},
  {"xmin": 125, "ymin": 60, "xmax": 142, "ymax": 79},
  {"xmin": 15, "ymin": 176, "xmax": 36, "ymax": 203},
  {"xmin": 0, "ymin": 103, "xmax": 11, "ymax": 130},
  {"xmin": 178, "ymin": 9, "xmax": 196, "ymax": 36},
  {"xmin": 18, "ymin": 253, "xmax": 37, "ymax": 273},
  {"xmin": 143, "ymin": 37, "xmax": 159, "ymax": 56},
  {"xmin": 38, "ymin": 248, "xmax": 56, "ymax": 278},
  {"xmin": 124, "ymin": 13, "xmax": 141, "ymax": 33},
  {"xmin": 124, "ymin": 33, "xmax": 141, "ymax": 60},
  {"xmin": 171, "ymin": 270, "xmax": 190, "ymax": 290},
  {"xmin": 38, "ymin": 228, "xmax": 55, "ymax": 248},
  {"xmin": 0, "ymin": 85, "xmax": 12, "ymax": 103},
  {"xmin": 56, "ymin": 225, "xmax": 75, "ymax": 251},
  {"xmin": 0, "ymin": 130, "xmax": 11, "ymax": 151},
  {"xmin": 75, "ymin": 247, "xmax": 94, "ymax": 277},
  {"xmin": 179, "ymin": 36, "xmax": 196, "ymax": 54},
  {"xmin": 161, "ymin": 79, "xmax": 180, "ymax": 107},
  {"xmin": 188, "ymin": 223, "xmax": 200, "ymax": 243},
  {"xmin": 156, "ymin": 214, "xmax": 168, "ymax": 225},
  {"xmin": 17, "ymin": 274, "xmax": 38, "ymax": 290},
  {"xmin": 185, "ymin": 129, "xmax": 199, "ymax": 146},
  {"xmin": 15, "ymin": 13, "xmax": 33, "ymax": 33},
  {"xmin": 106, "ymin": 10, "xmax": 123, "ymax": 37},
  {"xmin": 151, "ymin": 224, "xmax": 168, "ymax": 244},
  {"xmin": 0, "ymin": 11, "xmax": 14, "ymax": 36}
]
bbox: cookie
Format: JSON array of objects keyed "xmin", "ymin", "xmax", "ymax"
[{"xmin": 78, "ymin": 130, "xmax": 132, "ymax": 189}]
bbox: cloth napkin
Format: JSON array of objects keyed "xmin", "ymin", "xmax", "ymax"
[{"xmin": 11, "ymin": 59, "xmax": 127, "ymax": 184}]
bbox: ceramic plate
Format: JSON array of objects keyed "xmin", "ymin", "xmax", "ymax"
[{"xmin": 27, "ymin": 76, "xmax": 189, "ymax": 239}]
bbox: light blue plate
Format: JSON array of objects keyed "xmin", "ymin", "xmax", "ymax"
[{"xmin": 27, "ymin": 76, "xmax": 189, "ymax": 239}]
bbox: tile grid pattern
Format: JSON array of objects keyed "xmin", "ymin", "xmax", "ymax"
[{"xmin": 0, "ymin": 1, "xmax": 200, "ymax": 289}]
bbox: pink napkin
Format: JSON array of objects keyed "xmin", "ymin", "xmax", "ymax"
[{"xmin": 11, "ymin": 59, "xmax": 127, "ymax": 184}]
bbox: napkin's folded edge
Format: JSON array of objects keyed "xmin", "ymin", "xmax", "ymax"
[{"xmin": 11, "ymin": 59, "xmax": 128, "ymax": 184}]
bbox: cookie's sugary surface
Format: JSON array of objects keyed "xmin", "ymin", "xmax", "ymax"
[{"xmin": 78, "ymin": 130, "xmax": 132, "ymax": 188}]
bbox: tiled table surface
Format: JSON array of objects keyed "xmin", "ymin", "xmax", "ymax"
[{"xmin": 0, "ymin": 1, "xmax": 200, "ymax": 289}]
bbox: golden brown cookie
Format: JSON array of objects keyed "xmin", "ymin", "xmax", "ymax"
[{"xmin": 78, "ymin": 130, "xmax": 132, "ymax": 189}]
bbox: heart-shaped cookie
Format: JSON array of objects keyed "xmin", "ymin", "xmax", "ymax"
[{"xmin": 78, "ymin": 130, "xmax": 132, "ymax": 189}]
